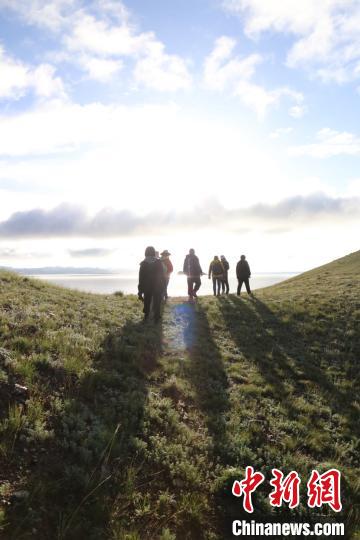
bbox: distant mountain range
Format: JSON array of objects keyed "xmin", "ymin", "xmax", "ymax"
[{"xmin": 0, "ymin": 266, "xmax": 118, "ymax": 275}]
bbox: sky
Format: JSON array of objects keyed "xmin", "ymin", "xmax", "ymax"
[{"xmin": 0, "ymin": 0, "xmax": 359, "ymax": 273}]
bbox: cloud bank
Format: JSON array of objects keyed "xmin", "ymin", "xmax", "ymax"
[
  {"xmin": 0, "ymin": 194, "xmax": 358, "ymax": 238},
  {"xmin": 69, "ymin": 247, "xmax": 116, "ymax": 257}
]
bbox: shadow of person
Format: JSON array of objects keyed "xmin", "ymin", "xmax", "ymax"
[
  {"xmin": 216, "ymin": 295, "xmax": 358, "ymax": 535},
  {"xmin": 5, "ymin": 318, "xmax": 162, "ymax": 540},
  {"xmin": 219, "ymin": 295, "xmax": 357, "ymax": 421},
  {"xmin": 171, "ymin": 301, "xmax": 236, "ymax": 538},
  {"xmin": 180, "ymin": 302, "xmax": 231, "ymax": 463}
]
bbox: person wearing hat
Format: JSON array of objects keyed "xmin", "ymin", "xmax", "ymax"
[
  {"xmin": 160, "ymin": 249, "xmax": 173, "ymax": 300},
  {"xmin": 236, "ymin": 254, "xmax": 252, "ymax": 295},
  {"xmin": 138, "ymin": 246, "xmax": 166, "ymax": 322},
  {"xmin": 220, "ymin": 255, "xmax": 230, "ymax": 294}
]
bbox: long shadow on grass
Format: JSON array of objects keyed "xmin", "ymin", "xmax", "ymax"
[
  {"xmin": 217, "ymin": 295, "xmax": 358, "ymax": 538},
  {"xmin": 5, "ymin": 318, "xmax": 162, "ymax": 540},
  {"xmin": 175, "ymin": 300, "xmax": 238, "ymax": 539},
  {"xmin": 182, "ymin": 301, "xmax": 232, "ymax": 464},
  {"xmin": 222, "ymin": 295, "xmax": 358, "ymax": 421}
]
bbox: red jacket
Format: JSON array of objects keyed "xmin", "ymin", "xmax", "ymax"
[{"xmin": 161, "ymin": 258, "xmax": 173, "ymax": 276}]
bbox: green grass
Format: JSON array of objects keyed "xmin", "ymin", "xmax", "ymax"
[{"xmin": 0, "ymin": 251, "xmax": 359, "ymax": 539}]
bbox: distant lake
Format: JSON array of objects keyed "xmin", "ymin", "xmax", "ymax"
[{"xmin": 31, "ymin": 272, "xmax": 298, "ymax": 296}]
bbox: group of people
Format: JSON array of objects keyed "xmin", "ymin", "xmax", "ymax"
[
  {"xmin": 183, "ymin": 249, "xmax": 251, "ymax": 298},
  {"xmin": 138, "ymin": 246, "xmax": 252, "ymax": 321}
]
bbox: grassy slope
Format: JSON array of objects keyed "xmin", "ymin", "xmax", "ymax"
[{"xmin": 0, "ymin": 251, "xmax": 359, "ymax": 539}]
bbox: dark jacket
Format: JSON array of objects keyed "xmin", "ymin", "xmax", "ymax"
[
  {"xmin": 236, "ymin": 260, "xmax": 251, "ymax": 280},
  {"xmin": 221, "ymin": 259, "xmax": 229, "ymax": 275},
  {"xmin": 138, "ymin": 256, "xmax": 165, "ymax": 294},
  {"xmin": 183, "ymin": 254, "xmax": 202, "ymax": 278}
]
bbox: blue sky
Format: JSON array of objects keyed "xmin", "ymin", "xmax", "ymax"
[{"xmin": 0, "ymin": 0, "xmax": 359, "ymax": 272}]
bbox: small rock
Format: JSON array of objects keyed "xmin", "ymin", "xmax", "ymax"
[
  {"xmin": 11, "ymin": 491, "xmax": 29, "ymax": 502},
  {"xmin": 0, "ymin": 348, "xmax": 12, "ymax": 363},
  {"xmin": 14, "ymin": 383, "xmax": 28, "ymax": 395}
]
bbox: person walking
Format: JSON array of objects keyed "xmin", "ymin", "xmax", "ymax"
[
  {"xmin": 208, "ymin": 255, "xmax": 224, "ymax": 296},
  {"xmin": 183, "ymin": 249, "xmax": 203, "ymax": 299},
  {"xmin": 160, "ymin": 250, "xmax": 173, "ymax": 300},
  {"xmin": 138, "ymin": 246, "xmax": 166, "ymax": 322},
  {"xmin": 220, "ymin": 255, "xmax": 230, "ymax": 294},
  {"xmin": 236, "ymin": 254, "xmax": 252, "ymax": 296}
]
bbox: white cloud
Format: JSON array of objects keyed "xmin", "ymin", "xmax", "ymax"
[
  {"xmin": 0, "ymin": 0, "xmax": 78, "ymax": 31},
  {"xmin": 31, "ymin": 64, "xmax": 66, "ymax": 98},
  {"xmin": 289, "ymin": 104, "xmax": 306, "ymax": 119},
  {"xmin": 203, "ymin": 36, "xmax": 261, "ymax": 90},
  {"xmin": 222, "ymin": 0, "xmax": 360, "ymax": 83},
  {"xmin": 222, "ymin": 0, "xmax": 327, "ymax": 36},
  {"xmin": 0, "ymin": 0, "xmax": 192, "ymax": 89},
  {"xmin": 204, "ymin": 37, "xmax": 304, "ymax": 118},
  {"xmin": 64, "ymin": 13, "xmax": 150, "ymax": 57},
  {"xmin": 269, "ymin": 127, "xmax": 293, "ymax": 139},
  {"xmin": 0, "ymin": 46, "xmax": 29, "ymax": 99},
  {"xmin": 65, "ymin": 12, "xmax": 192, "ymax": 90},
  {"xmin": 235, "ymin": 82, "xmax": 303, "ymax": 119},
  {"xmin": 234, "ymin": 81, "xmax": 279, "ymax": 119},
  {"xmin": 79, "ymin": 56, "xmax": 123, "ymax": 82},
  {"xmin": 286, "ymin": 17, "xmax": 334, "ymax": 67},
  {"xmin": 94, "ymin": 0, "xmax": 130, "ymax": 22},
  {"xmin": 133, "ymin": 41, "xmax": 191, "ymax": 91},
  {"xmin": 289, "ymin": 128, "xmax": 360, "ymax": 158},
  {"xmin": 346, "ymin": 178, "xmax": 360, "ymax": 197},
  {"xmin": 0, "ymin": 46, "xmax": 65, "ymax": 100}
]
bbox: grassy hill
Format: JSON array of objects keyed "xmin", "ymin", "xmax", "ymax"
[{"xmin": 0, "ymin": 251, "xmax": 359, "ymax": 539}]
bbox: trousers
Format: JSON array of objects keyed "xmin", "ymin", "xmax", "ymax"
[
  {"xmin": 187, "ymin": 277, "xmax": 201, "ymax": 296},
  {"xmin": 143, "ymin": 291, "xmax": 162, "ymax": 321},
  {"xmin": 222, "ymin": 276, "xmax": 229, "ymax": 294},
  {"xmin": 212, "ymin": 277, "xmax": 222, "ymax": 295},
  {"xmin": 237, "ymin": 278, "xmax": 251, "ymax": 295}
]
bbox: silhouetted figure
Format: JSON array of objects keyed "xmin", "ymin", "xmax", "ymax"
[
  {"xmin": 236, "ymin": 254, "xmax": 251, "ymax": 295},
  {"xmin": 220, "ymin": 255, "xmax": 230, "ymax": 294},
  {"xmin": 138, "ymin": 246, "xmax": 165, "ymax": 322},
  {"xmin": 183, "ymin": 248, "xmax": 203, "ymax": 299},
  {"xmin": 160, "ymin": 250, "xmax": 173, "ymax": 300},
  {"xmin": 208, "ymin": 255, "xmax": 224, "ymax": 296}
]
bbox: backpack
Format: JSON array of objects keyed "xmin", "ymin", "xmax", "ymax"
[{"xmin": 212, "ymin": 261, "xmax": 223, "ymax": 275}]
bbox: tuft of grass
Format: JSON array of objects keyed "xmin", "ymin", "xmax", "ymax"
[{"xmin": 0, "ymin": 403, "xmax": 25, "ymax": 458}]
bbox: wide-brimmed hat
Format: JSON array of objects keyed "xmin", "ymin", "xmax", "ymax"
[{"xmin": 161, "ymin": 250, "xmax": 171, "ymax": 256}]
